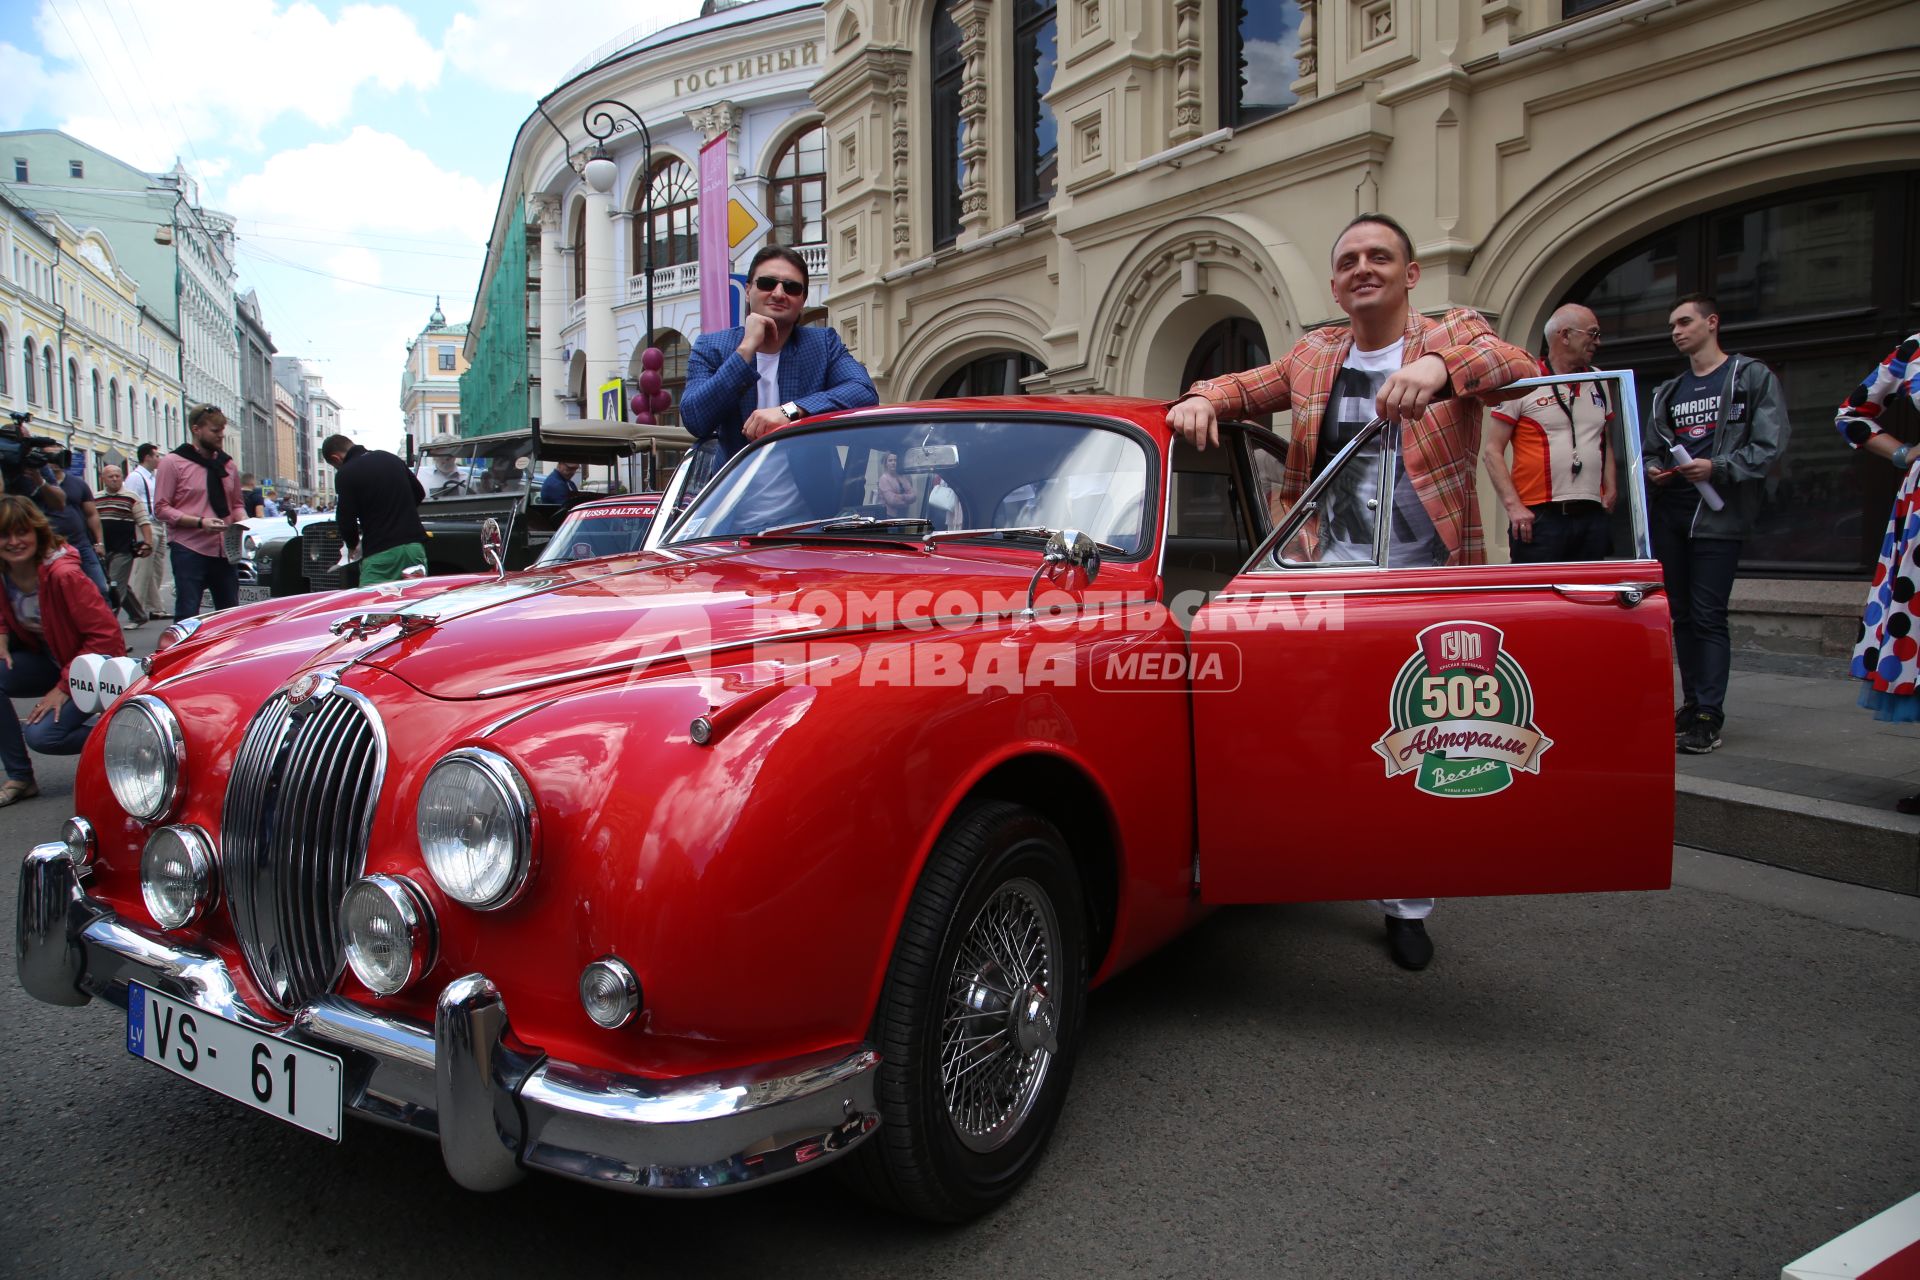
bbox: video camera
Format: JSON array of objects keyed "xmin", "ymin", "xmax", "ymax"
[{"xmin": 1, "ymin": 412, "xmax": 62, "ymax": 492}]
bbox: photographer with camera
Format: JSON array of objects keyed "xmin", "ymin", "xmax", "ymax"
[
  {"xmin": 155, "ymin": 404, "xmax": 244, "ymax": 618},
  {"xmin": 0, "ymin": 493, "xmax": 126, "ymax": 805}
]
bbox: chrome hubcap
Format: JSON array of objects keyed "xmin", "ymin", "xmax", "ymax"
[{"xmin": 941, "ymin": 877, "xmax": 1060, "ymax": 1153}]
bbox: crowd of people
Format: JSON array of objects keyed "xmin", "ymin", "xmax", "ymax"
[{"xmin": 1, "ymin": 229, "xmax": 1912, "ymax": 940}]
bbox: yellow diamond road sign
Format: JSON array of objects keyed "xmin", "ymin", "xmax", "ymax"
[{"xmin": 727, "ymin": 196, "xmax": 763, "ymax": 249}]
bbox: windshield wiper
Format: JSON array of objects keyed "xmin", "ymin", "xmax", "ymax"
[
  {"xmin": 925, "ymin": 526, "xmax": 1125, "ymax": 554},
  {"xmin": 747, "ymin": 514, "xmax": 935, "ymax": 538}
]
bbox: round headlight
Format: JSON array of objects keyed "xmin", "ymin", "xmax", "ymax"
[
  {"xmin": 417, "ymin": 748, "xmax": 536, "ymax": 909},
  {"xmin": 140, "ymin": 826, "xmax": 216, "ymax": 930},
  {"xmin": 61, "ymin": 816, "xmax": 96, "ymax": 869},
  {"xmin": 579, "ymin": 956, "xmax": 641, "ymax": 1029},
  {"xmin": 341, "ymin": 875, "xmax": 435, "ymax": 997},
  {"xmin": 240, "ymin": 531, "xmax": 259, "ymax": 561},
  {"xmin": 103, "ymin": 695, "xmax": 184, "ymax": 821}
]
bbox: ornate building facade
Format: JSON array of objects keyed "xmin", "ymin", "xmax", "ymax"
[
  {"xmin": 235, "ymin": 290, "xmax": 277, "ymax": 481},
  {"xmin": 463, "ymin": 0, "xmax": 834, "ymax": 484},
  {"xmin": 401, "ymin": 299, "xmax": 469, "ymax": 442},
  {"xmin": 813, "ymin": 0, "xmax": 1918, "ymax": 575},
  {"xmin": 2, "ymin": 132, "xmax": 241, "ymax": 450},
  {"xmin": 0, "ymin": 190, "xmax": 184, "ymax": 475}
]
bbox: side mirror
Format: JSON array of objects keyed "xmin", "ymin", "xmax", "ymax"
[
  {"xmin": 286, "ymin": 509, "xmax": 298, "ymax": 529},
  {"xmin": 481, "ymin": 517, "xmax": 506, "ymax": 577}
]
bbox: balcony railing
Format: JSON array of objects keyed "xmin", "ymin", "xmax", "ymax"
[
  {"xmin": 567, "ymin": 297, "xmax": 585, "ymax": 329},
  {"xmin": 624, "ymin": 244, "xmax": 833, "ymax": 306}
]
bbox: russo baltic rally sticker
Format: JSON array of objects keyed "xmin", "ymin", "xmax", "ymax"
[{"xmin": 1373, "ymin": 621, "xmax": 1553, "ymax": 798}]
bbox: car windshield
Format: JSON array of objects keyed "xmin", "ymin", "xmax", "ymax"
[
  {"xmin": 417, "ymin": 436, "xmax": 535, "ymax": 498},
  {"xmin": 533, "ymin": 501, "xmax": 660, "ymax": 566},
  {"xmin": 667, "ymin": 418, "xmax": 1153, "ymax": 555}
]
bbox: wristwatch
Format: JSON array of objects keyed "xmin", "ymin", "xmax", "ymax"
[{"xmin": 779, "ymin": 401, "xmax": 804, "ymax": 423}]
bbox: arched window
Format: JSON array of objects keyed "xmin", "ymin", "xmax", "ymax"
[
  {"xmin": 42, "ymin": 347, "xmax": 55, "ymax": 416},
  {"xmin": 22, "ymin": 339, "xmax": 35, "ymax": 405},
  {"xmin": 934, "ymin": 350, "xmax": 1041, "ymax": 398},
  {"xmin": 67, "ymin": 359, "xmax": 79, "ymax": 422},
  {"xmin": 642, "ymin": 160, "xmax": 698, "ymax": 271},
  {"xmin": 1014, "ymin": 0, "xmax": 1058, "ymax": 215},
  {"xmin": 91, "ymin": 369, "xmax": 102, "ymax": 424},
  {"xmin": 129, "ymin": 385, "xmax": 138, "ymax": 436},
  {"xmin": 109, "ymin": 377, "xmax": 119, "ymax": 430},
  {"xmin": 1182, "ymin": 317, "xmax": 1273, "ymax": 429},
  {"xmin": 1569, "ymin": 170, "xmax": 1920, "ymax": 576},
  {"xmin": 571, "ymin": 201, "xmax": 587, "ymax": 301},
  {"xmin": 0, "ymin": 324, "xmax": 9, "ymax": 396},
  {"xmin": 930, "ymin": 0, "xmax": 964, "ymax": 247},
  {"xmin": 1219, "ymin": 1, "xmax": 1301, "ymax": 129},
  {"xmin": 769, "ymin": 126, "xmax": 827, "ymax": 247}
]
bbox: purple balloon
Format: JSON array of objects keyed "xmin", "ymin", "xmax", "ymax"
[
  {"xmin": 651, "ymin": 389, "xmax": 672, "ymax": 413},
  {"xmin": 629, "ymin": 392, "xmax": 647, "ymax": 418},
  {"xmin": 638, "ymin": 369, "xmax": 663, "ymax": 396},
  {"xmin": 633, "ymin": 410, "xmax": 655, "ymax": 426},
  {"xmin": 640, "ymin": 346, "xmax": 665, "ymax": 372}
]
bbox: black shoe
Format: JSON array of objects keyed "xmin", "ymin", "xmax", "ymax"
[
  {"xmin": 1675, "ymin": 703, "xmax": 1697, "ymax": 735},
  {"xmin": 1897, "ymin": 793, "xmax": 1920, "ymax": 816},
  {"xmin": 1678, "ymin": 712, "xmax": 1723, "ymax": 754},
  {"xmin": 1384, "ymin": 916, "xmax": 1433, "ymax": 971}
]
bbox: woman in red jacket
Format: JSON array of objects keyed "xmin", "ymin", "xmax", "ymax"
[{"xmin": 0, "ymin": 495, "xmax": 126, "ymax": 805}]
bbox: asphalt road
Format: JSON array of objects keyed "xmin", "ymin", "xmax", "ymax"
[{"xmin": 2, "ymin": 678, "xmax": 1916, "ymax": 1278}]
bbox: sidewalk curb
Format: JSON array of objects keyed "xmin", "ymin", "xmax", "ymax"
[{"xmin": 1676, "ymin": 775, "xmax": 1920, "ymax": 895}]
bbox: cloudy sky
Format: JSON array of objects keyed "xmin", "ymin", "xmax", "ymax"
[{"xmin": 3, "ymin": 0, "xmax": 709, "ymax": 449}]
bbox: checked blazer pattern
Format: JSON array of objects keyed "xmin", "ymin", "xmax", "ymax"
[
  {"xmin": 682, "ymin": 325, "xmax": 878, "ymax": 460},
  {"xmin": 1187, "ymin": 308, "xmax": 1535, "ymax": 565}
]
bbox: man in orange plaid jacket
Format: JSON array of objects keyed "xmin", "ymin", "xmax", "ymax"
[
  {"xmin": 1168, "ymin": 213, "xmax": 1535, "ymax": 971},
  {"xmin": 1169, "ymin": 213, "xmax": 1535, "ymax": 568}
]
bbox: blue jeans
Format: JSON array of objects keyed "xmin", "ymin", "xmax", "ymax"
[
  {"xmin": 170, "ymin": 543, "xmax": 238, "ymax": 619},
  {"xmin": 1652, "ymin": 497, "xmax": 1741, "ymax": 720},
  {"xmin": 0, "ymin": 647, "xmax": 98, "ymax": 781}
]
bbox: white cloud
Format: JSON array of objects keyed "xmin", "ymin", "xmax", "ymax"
[
  {"xmin": 325, "ymin": 247, "xmax": 384, "ymax": 292},
  {"xmin": 1241, "ymin": 38, "xmax": 1301, "ymax": 111},
  {"xmin": 24, "ymin": 0, "xmax": 442, "ymax": 169},
  {"xmin": 443, "ymin": 0, "xmax": 704, "ymax": 96},
  {"xmin": 223, "ymin": 127, "xmax": 494, "ymax": 242},
  {"xmin": 0, "ymin": 43, "xmax": 55, "ymax": 130}
]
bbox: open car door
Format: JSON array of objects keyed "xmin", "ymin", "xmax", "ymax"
[{"xmin": 1189, "ymin": 372, "xmax": 1674, "ymax": 904}]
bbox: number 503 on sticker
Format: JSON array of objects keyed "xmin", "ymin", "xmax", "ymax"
[{"xmin": 127, "ymin": 984, "xmax": 344, "ymax": 1141}]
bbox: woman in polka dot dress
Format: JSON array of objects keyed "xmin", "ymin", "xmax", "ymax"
[{"xmin": 1836, "ymin": 334, "xmax": 1920, "ymax": 809}]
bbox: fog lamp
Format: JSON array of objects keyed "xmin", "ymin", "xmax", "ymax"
[
  {"xmin": 140, "ymin": 826, "xmax": 216, "ymax": 930},
  {"xmin": 342, "ymin": 875, "xmax": 435, "ymax": 997},
  {"xmin": 61, "ymin": 816, "xmax": 96, "ymax": 869},
  {"xmin": 579, "ymin": 956, "xmax": 641, "ymax": 1029}
]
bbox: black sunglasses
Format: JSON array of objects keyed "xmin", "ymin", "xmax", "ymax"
[{"xmin": 753, "ymin": 275, "xmax": 806, "ymax": 297}]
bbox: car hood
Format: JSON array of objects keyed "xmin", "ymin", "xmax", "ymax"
[{"xmin": 353, "ymin": 542, "xmax": 1048, "ymax": 699}]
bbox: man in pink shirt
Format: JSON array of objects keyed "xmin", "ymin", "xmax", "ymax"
[{"xmin": 154, "ymin": 404, "xmax": 244, "ymax": 619}]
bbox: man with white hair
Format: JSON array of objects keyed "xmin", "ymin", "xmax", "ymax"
[{"xmin": 1483, "ymin": 302, "xmax": 1616, "ymax": 563}]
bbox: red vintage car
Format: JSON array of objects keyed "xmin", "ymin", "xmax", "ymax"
[{"xmin": 19, "ymin": 392, "xmax": 1673, "ymax": 1220}]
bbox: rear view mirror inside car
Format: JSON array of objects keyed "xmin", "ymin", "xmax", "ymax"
[{"xmin": 901, "ymin": 445, "xmax": 959, "ymax": 472}]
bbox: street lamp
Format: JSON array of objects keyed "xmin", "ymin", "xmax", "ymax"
[{"xmin": 539, "ymin": 97, "xmax": 676, "ymax": 429}]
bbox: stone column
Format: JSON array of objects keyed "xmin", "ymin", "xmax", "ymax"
[
  {"xmin": 952, "ymin": 0, "xmax": 993, "ymax": 242},
  {"xmin": 530, "ymin": 195, "xmax": 566, "ymax": 428},
  {"xmin": 582, "ymin": 177, "xmax": 619, "ymax": 416},
  {"xmin": 1291, "ymin": 0, "xmax": 1318, "ymax": 103},
  {"xmin": 1172, "ymin": 0, "xmax": 1202, "ymax": 141}
]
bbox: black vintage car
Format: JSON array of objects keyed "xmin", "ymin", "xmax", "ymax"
[{"xmin": 294, "ymin": 422, "xmax": 687, "ymax": 591}]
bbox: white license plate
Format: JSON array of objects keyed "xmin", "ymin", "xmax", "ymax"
[
  {"xmin": 127, "ymin": 984, "xmax": 343, "ymax": 1141},
  {"xmin": 239, "ymin": 584, "xmax": 273, "ymax": 604}
]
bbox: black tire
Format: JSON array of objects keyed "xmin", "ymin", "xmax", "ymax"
[{"xmin": 845, "ymin": 800, "xmax": 1088, "ymax": 1221}]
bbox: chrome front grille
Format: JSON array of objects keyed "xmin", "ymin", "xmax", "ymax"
[
  {"xmin": 221, "ymin": 686, "xmax": 386, "ymax": 1011},
  {"xmin": 302, "ymin": 522, "xmax": 348, "ymax": 590}
]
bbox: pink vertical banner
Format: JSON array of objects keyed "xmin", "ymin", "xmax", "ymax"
[{"xmin": 698, "ymin": 133, "xmax": 730, "ymax": 333}]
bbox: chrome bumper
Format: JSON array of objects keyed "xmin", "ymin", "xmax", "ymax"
[{"xmin": 17, "ymin": 844, "xmax": 881, "ymax": 1194}]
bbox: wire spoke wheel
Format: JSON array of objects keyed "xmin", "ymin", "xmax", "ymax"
[{"xmin": 940, "ymin": 878, "xmax": 1060, "ymax": 1152}]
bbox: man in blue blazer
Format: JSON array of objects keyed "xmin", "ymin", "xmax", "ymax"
[{"xmin": 681, "ymin": 245, "xmax": 879, "ymax": 462}]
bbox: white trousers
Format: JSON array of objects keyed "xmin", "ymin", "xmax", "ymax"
[{"xmin": 1372, "ymin": 898, "xmax": 1434, "ymax": 920}]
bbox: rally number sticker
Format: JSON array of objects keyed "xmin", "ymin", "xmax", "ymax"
[{"xmin": 1372, "ymin": 621, "xmax": 1553, "ymax": 798}]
